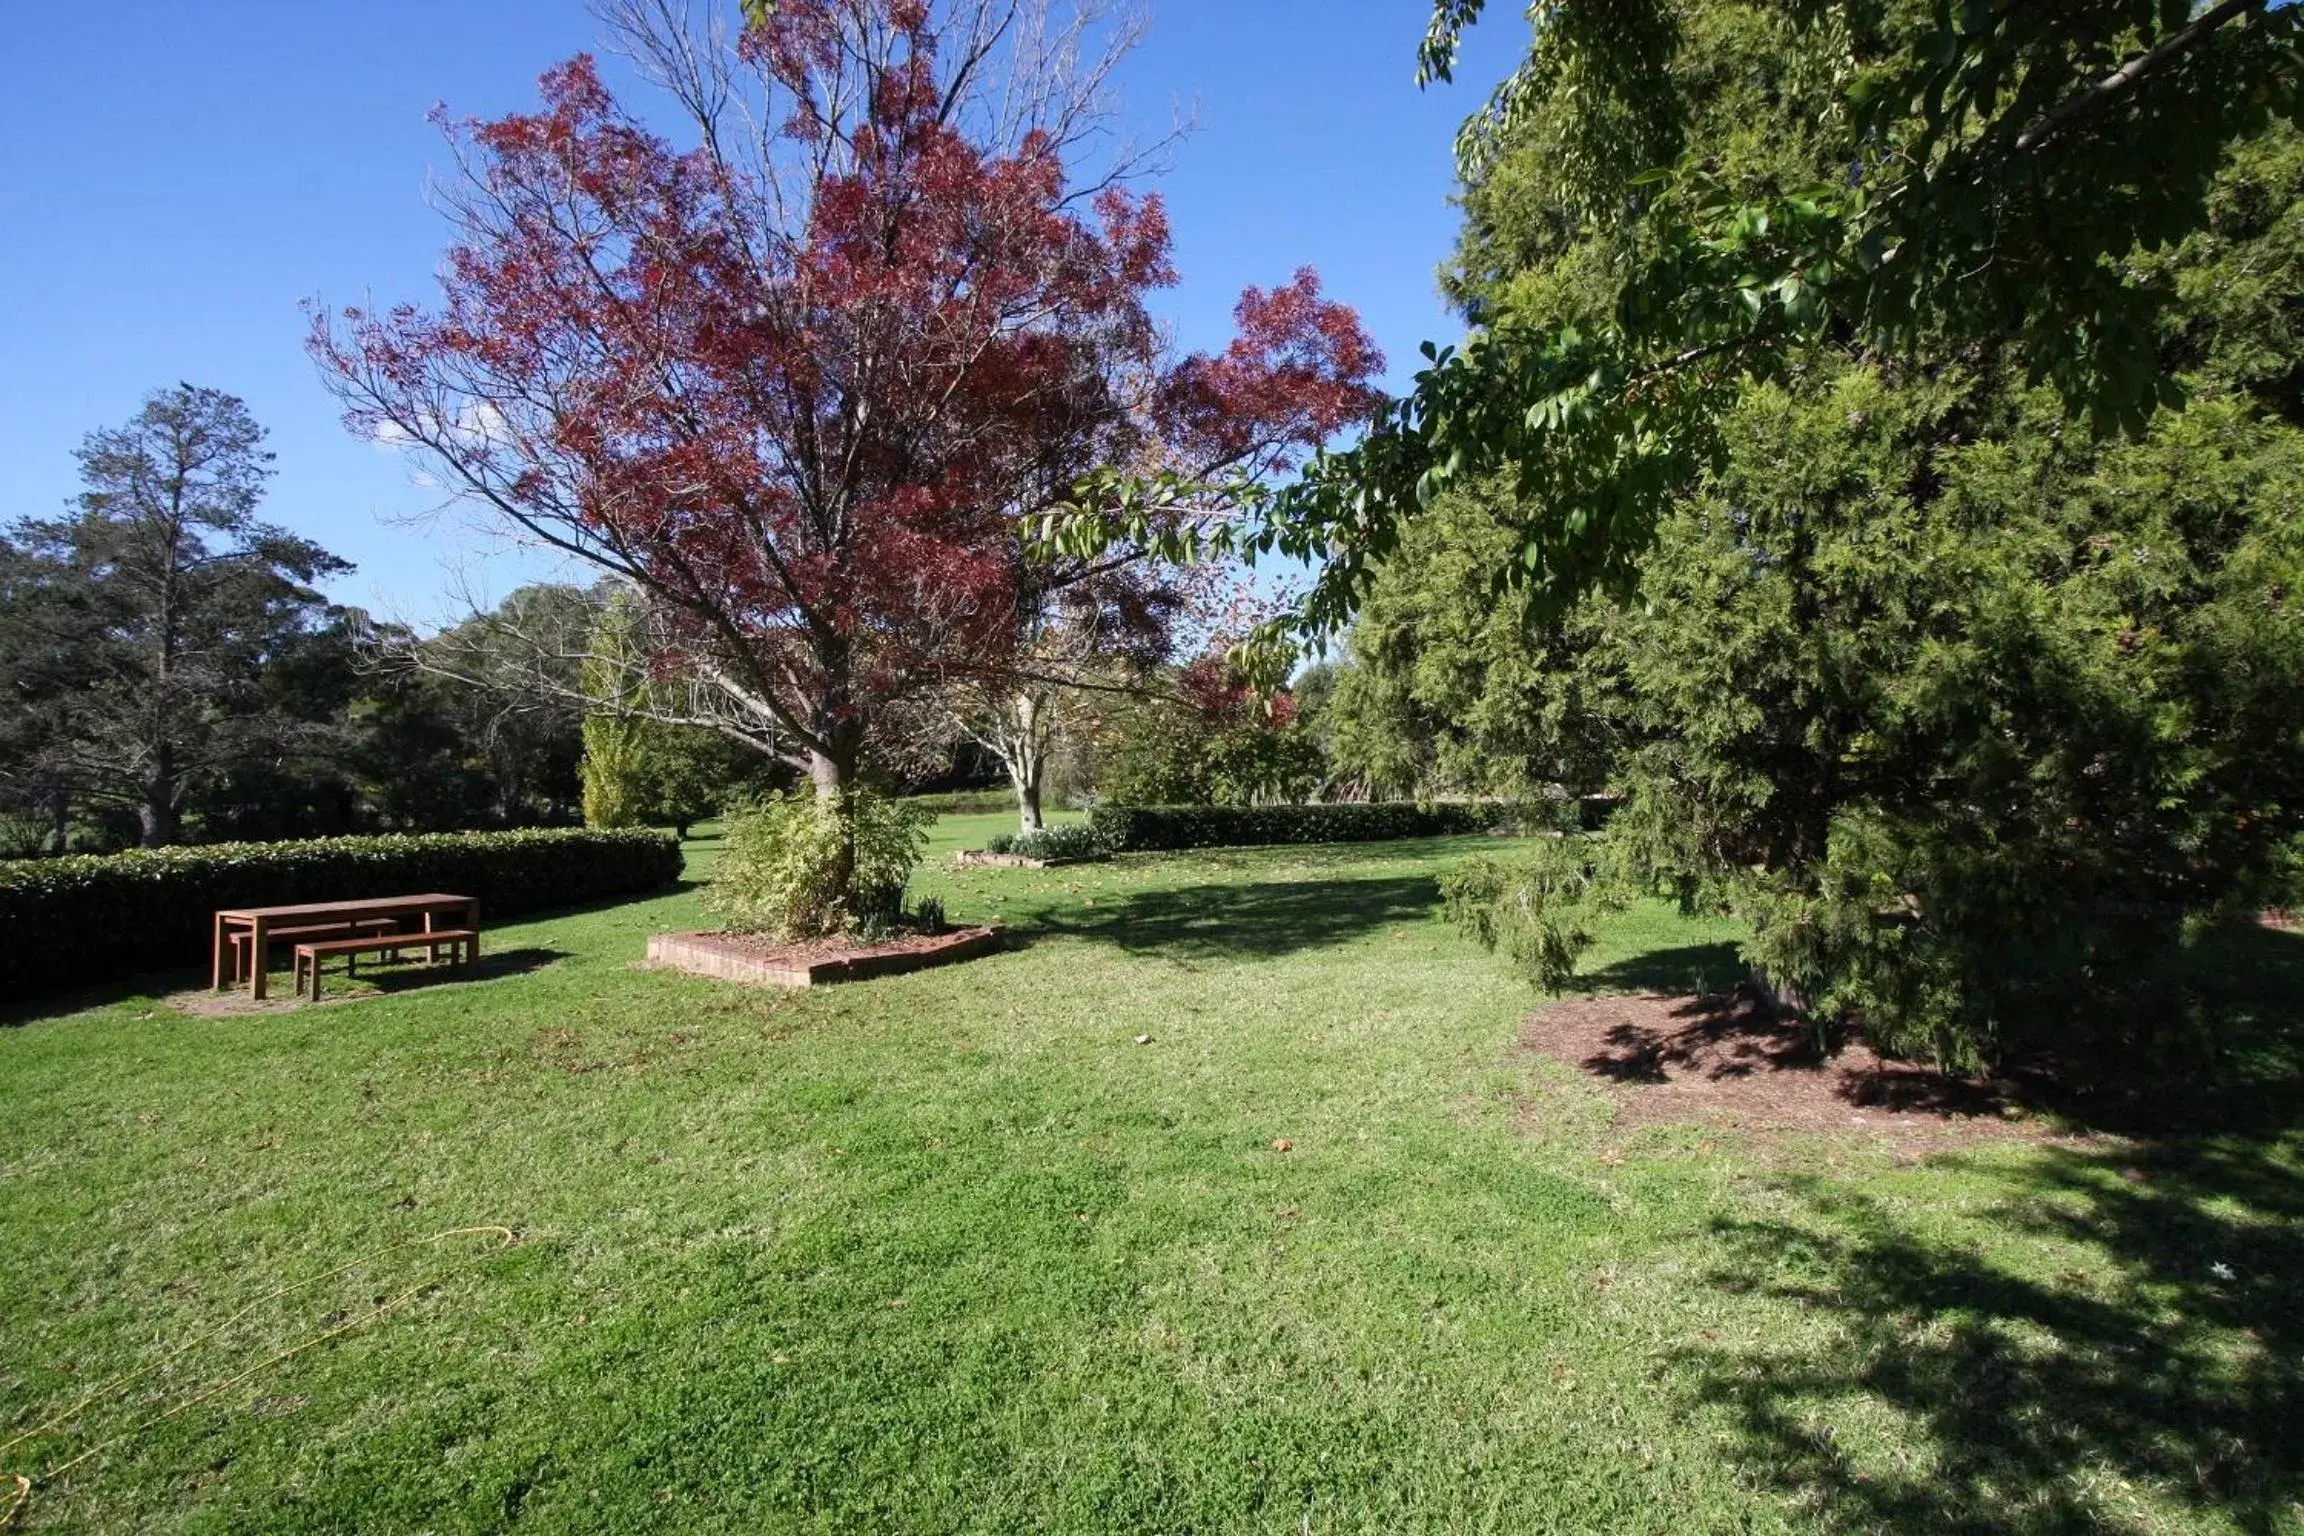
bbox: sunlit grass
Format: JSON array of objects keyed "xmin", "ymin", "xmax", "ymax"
[{"xmin": 1, "ymin": 827, "xmax": 2296, "ymax": 1532}]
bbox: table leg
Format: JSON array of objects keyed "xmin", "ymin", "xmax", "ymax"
[
  {"xmin": 212, "ymin": 914, "xmax": 226, "ymax": 991},
  {"xmin": 250, "ymin": 916, "xmax": 270, "ymax": 1001},
  {"xmin": 468, "ymin": 900, "xmax": 482, "ymax": 962}
]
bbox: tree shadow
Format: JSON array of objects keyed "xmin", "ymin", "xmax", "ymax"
[
  {"xmin": 1021, "ymin": 874, "xmax": 1444, "ymax": 962},
  {"xmin": 1684, "ymin": 1144, "xmax": 2303, "ymax": 1532},
  {"xmin": 1580, "ymin": 942, "xmax": 1747, "ymax": 998},
  {"xmin": 354, "ymin": 945, "xmax": 570, "ymax": 995},
  {"xmin": 1674, "ymin": 924, "xmax": 2304, "ymax": 1531}
]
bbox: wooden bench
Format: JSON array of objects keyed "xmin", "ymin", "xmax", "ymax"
[
  {"xmin": 226, "ymin": 918, "xmax": 400, "ymax": 985},
  {"xmin": 294, "ymin": 930, "xmax": 479, "ymax": 1002}
]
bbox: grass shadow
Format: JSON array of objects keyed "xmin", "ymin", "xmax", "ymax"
[{"xmin": 1023, "ymin": 873, "xmax": 1444, "ymax": 961}]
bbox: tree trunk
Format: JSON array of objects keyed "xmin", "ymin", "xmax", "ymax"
[
  {"xmin": 140, "ymin": 743, "xmax": 180, "ymax": 847},
  {"xmin": 1002, "ymin": 690, "xmax": 1048, "ymax": 833},
  {"xmin": 808, "ymin": 746, "xmax": 855, "ymax": 800},
  {"xmin": 1015, "ymin": 769, "xmax": 1044, "ymax": 832},
  {"xmin": 138, "ymin": 799, "xmax": 181, "ymax": 847},
  {"xmin": 47, "ymin": 791, "xmax": 69, "ymax": 855},
  {"xmin": 807, "ymin": 735, "xmax": 865, "ymax": 922}
]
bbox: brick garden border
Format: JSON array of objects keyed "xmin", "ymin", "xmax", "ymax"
[
  {"xmin": 952, "ymin": 850, "xmax": 1110, "ymax": 870},
  {"xmin": 646, "ymin": 926, "xmax": 1006, "ymax": 988}
]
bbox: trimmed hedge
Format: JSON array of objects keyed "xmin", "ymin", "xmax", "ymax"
[
  {"xmin": 1088, "ymin": 802, "xmax": 1504, "ymax": 853},
  {"xmin": 902, "ymin": 789, "xmax": 1025, "ymax": 816},
  {"xmin": 0, "ymin": 828, "xmax": 683, "ymax": 1001}
]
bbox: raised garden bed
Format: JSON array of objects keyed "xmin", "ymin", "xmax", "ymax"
[
  {"xmin": 646, "ymin": 925, "xmax": 1004, "ymax": 988},
  {"xmin": 953, "ymin": 850, "xmax": 1109, "ymax": 870}
]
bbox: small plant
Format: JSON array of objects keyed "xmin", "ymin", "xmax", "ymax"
[
  {"xmin": 913, "ymin": 895, "xmax": 947, "ymax": 934},
  {"xmin": 706, "ymin": 789, "xmax": 930, "ymax": 940},
  {"xmin": 983, "ymin": 831, "xmax": 1017, "ymax": 855}
]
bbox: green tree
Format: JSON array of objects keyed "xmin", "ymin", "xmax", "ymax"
[
  {"xmin": 0, "ymin": 538, "xmax": 87, "ymax": 853},
  {"xmin": 1090, "ymin": 659, "xmax": 1322, "ymax": 808},
  {"xmin": 635, "ymin": 724, "xmax": 755, "ymax": 838},
  {"xmin": 1044, "ymin": 0, "xmax": 2302, "ymax": 646},
  {"xmin": 578, "ymin": 591, "xmax": 651, "ymax": 829},
  {"xmin": 410, "ymin": 584, "xmax": 596, "ymax": 828},
  {"xmin": 1348, "ymin": 8, "xmax": 2304, "ymax": 1073},
  {"xmin": 2, "ymin": 386, "xmax": 351, "ymax": 846},
  {"xmin": 1321, "ymin": 477, "xmax": 1622, "ymax": 802}
]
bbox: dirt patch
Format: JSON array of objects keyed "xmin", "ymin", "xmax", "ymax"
[
  {"xmin": 1522, "ymin": 991, "xmax": 2080, "ymax": 1151},
  {"xmin": 171, "ymin": 988, "xmax": 365, "ymax": 1018}
]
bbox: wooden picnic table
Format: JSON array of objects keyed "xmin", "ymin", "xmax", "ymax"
[{"xmin": 213, "ymin": 894, "xmax": 481, "ymax": 1000}]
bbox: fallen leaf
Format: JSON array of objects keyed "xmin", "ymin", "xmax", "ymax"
[
  {"xmin": 1272, "ymin": 1138, "xmax": 1294, "ymax": 1153},
  {"xmin": 1134, "ymin": 1034, "xmax": 1152, "ymax": 1046}
]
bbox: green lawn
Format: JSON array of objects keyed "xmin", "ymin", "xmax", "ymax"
[{"xmin": 2, "ymin": 823, "xmax": 2298, "ymax": 1532}]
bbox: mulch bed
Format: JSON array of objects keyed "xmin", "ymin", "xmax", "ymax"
[{"xmin": 1521, "ymin": 991, "xmax": 2080, "ymax": 1150}]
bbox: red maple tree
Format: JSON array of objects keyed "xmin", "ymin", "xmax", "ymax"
[{"xmin": 312, "ymin": 0, "xmax": 1380, "ymax": 816}]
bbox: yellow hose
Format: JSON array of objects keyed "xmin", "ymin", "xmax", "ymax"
[{"xmin": 1, "ymin": 1225, "xmax": 514, "ymax": 1529}]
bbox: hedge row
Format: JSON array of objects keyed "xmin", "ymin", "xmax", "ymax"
[
  {"xmin": 0, "ymin": 828, "xmax": 683, "ymax": 1001},
  {"xmin": 903, "ymin": 789, "xmax": 1027, "ymax": 816},
  {"xmin": 1088, "ymin": 802, "xmax": 1505, "ymax": 853}
]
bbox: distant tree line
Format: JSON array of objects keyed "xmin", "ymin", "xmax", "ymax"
[{"xmin": 0, "ymin": 385, "xmax": 786, "ymax": 854}]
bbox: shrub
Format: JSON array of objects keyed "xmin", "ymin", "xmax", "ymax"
[
  {"xmin": 913, "ymin": 895, "xmax": 947, "ymax": 934},
  {"xmin": 706, "ymin": 790, "xmax": 930, "ymax": 939},
  {"xmin": 0, "ymin": 828, "xmax": 683, "ymax": 1001},
  {"xmin": 984, "ymin": 831, "xmax": 1017, "ymax": 854},
  {"xmin": 1089, "ymin": 802, "xmax": 1504, "ymax": 852},
  {"xmin": 1006, "ymin": 824, "xmax": 1106, "ymax": 862}
]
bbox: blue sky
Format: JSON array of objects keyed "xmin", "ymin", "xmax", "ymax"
[{"xmin": 0, "ymin": 2, "xmax": 1525, "ymax": 626}]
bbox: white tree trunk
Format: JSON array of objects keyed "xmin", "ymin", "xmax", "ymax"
[{"xmin": 993, "ymin": 688, "xmax": 1050, "ymax": 832}]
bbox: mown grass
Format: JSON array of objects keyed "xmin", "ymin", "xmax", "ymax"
[{"xmin": 0, "ymin": 819, "xmax": 2297, "ymax": 1532}]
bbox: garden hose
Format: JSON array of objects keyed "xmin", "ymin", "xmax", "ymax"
[{"xmin": 0, "ymin": 1225, "xmax": 515, "ymax": 1530}]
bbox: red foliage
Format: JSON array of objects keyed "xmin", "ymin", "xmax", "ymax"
[
  {"xmin": 1179, "ymin": 655, "xmax": 1298, "ymax": 730},
  {"xmin": 313, "ymin": 8, "xmax": 1381, "ymax": 782}
]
